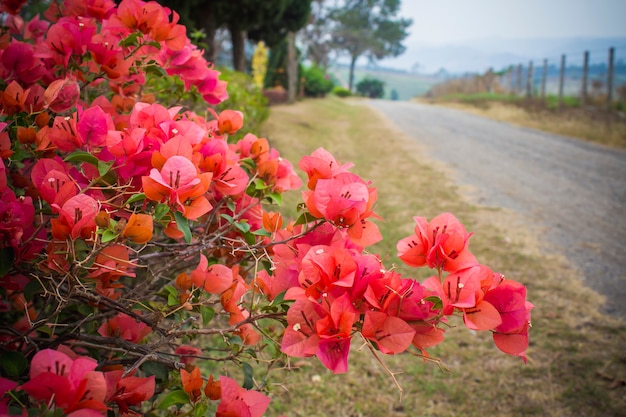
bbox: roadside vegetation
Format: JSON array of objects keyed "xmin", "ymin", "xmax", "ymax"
[{"xmin": 262, "ymin": 97, "xmax": 626, "ymax": 417}]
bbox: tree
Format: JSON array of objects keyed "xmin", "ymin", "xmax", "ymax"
[
  {"xmin": 329, "ymin": 0, "xmax": 411, "ymax": 91},
  {"xmin": 356, "ymin": 76, "xmax": 385, "ymax": 98}
]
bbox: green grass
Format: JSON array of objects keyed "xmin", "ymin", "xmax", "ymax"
[{"xmin": 258, "ymin": 97, "xmax": 626, "ymax": 417}]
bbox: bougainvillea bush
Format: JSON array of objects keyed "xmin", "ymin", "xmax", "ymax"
[{"xmin": 0, "ymin": 1, "xmax": 534, "ymax": 416}]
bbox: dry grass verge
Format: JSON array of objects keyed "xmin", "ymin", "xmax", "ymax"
[
  {"xmin": 259, "ymin": 97, "xmax": 626, "ymax": 417},
  {"xmin": 420, "ymin": 98, "xmax": 626, "ymax": 149}
]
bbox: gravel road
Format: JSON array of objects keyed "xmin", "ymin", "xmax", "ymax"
[{"xmin": 366, "ymin": 99, "xmax": 626, "ymax": 319}]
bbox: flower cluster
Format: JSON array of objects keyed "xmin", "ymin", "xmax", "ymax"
[{"xmin": 0, "ymin": 0, "xmax": 533, "ymax": 415}]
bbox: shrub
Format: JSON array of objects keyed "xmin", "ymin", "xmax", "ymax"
[
  {"xmin": 333, "ymin": 86, "xmax": 352, "ymax": 98},
  {"xmin": 302, "ymin": 65, "xmax": 335, "ymax": 97},
  {"xmin": 216, "ymin": 68, "xmax": 269, "ymax": 138},
  {"xmin": 356, "ymin": 77, "xmax": 385, "ymax": 98},
  {"xmin": 0, "ymin": 1, "xmax": 533, "ymax": 416}
]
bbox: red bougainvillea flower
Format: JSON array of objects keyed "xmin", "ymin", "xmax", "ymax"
[
  {"xmin": 104, "ymin": 370, "xmax": 155, "ymax": 414},
  {"xmin": 1, "ymin": 80, "xmax": 30, "ymax": 116},
  {"xmin": 87, "ymin": 244, "xmax": 136, "ymax": 285},
  {"xmin": 98, "ymin": 312, "xmax": 151, "ymax": 343},
  {"xmin": 43, "ymin": 77, "xmax": 80, "ymax": 113},
  {"xmin": 0, "ymin": 376, "xmax": 17, "ymax": 414},
  {"xmin": 20, "ymin": 349, "xmax": 107, "ymax": 413},
  {"xmin": 142, "ymin": 155, "xmax": 212, "ymax": 220},
  {"xmin": 0, "ymin": 0, "xmax": 27, "ymax": 15},
  {"xmin": 190, "ymin": 255, "xmax": 233, "ymax": 295},
  {"xmin": 0, "ymin": 122, "xmax": 12, "ymax": 159},
  {"xmin": 215, "ymin": 376, "xmax": 270, "ymax": 417},
  {"xmin": 180, "ymin": 367, "xmax": 203, "ymax": 403},
  {"xmin": 31, "ymin": 157, "xmax": 77, "ymax": 206},
  {"xmin": 175, "ymin": 345, "xmax": 201, "ymax": 365}
]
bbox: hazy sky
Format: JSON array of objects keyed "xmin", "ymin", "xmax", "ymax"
[{"xmin": 400, "ymin": 0, "xmax": 626, "ymax": 46}]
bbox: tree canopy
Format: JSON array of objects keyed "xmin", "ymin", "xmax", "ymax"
[{"xmin": 328, "ymin": 0, "xmax": 411, "ymax": 90}]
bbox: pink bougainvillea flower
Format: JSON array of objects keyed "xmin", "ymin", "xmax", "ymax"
[
  {"xmin": 142, "ymin": 155, "xmax": 212, "ymax": 219},
  {"xmin": 97, "ymin": 312, "xmax": 151, "ymax": 343},
  {"xmin": 0, "ymin": 376, "xmax": 17, "ymax": 414},
  {"xmin": 215, "ymin": 376, "xmax": 270, "ymax": 417},
  {"xmin": 483, "ymin": 279, "xmax": 534, "ymax": 362},
  {"xmin": 299, "ymin": 147, "xmax": 354, "ymax": 190},
  {"xmin": 398, "ymin": 213, "xmax": 477, "ymax": 272},
  {"xmin": 298, "ymin": 245, "xmax": 357, "ymax": 299},
  {"xmin": 20, "ymin": 349, "xmax": 107, "ymax": 413},
  {"xmin": 48, "ymin": 113, "xmax": 83, "ymax": 152},
  {"xmin": 217, "ymin": 109, "xmax": 244, "ymax": 135},
  {"xmin": 1, "ymin": 40, "xmax": 45, "ymax": 84},
  {"xmin": 77, "ymin": 105, "xmax": 115, "ymax": 148},
  {"xmin": 51, "ymin": 193, "xmax": 98, "ymax": 240}
]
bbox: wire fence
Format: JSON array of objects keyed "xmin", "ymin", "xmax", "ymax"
[{"xmin": 429, "ymin": 45, "xmax": 626, "ymax": 109}]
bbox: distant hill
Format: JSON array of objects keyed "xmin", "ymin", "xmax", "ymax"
[
  {"xmin": 328, "ymin": 65, "xmax": 443, "ymax": 100},
  {"xmin": 377, "ymin": 36, "xmax": 626, "ymax": 74}
]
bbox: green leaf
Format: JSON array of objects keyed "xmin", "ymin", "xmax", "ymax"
[
  {"xmin": 194, "ymin": 403, "xmax": 209, "ymax": 417},
  {"xmin": 254, "ymin": 178, "xmax": 269, "ymax": 191},
  {"xmin": 101, "ymin": 230, "xmax": 118, "ymax": 243},
  {"xmin": 125, "ymin": 193, "xmax": 146, "ymax": 206},
  {"xmin": 64, "ymin": 151, "xmax": 99, "ymax": 166},
  {"xmin": 167, "ymin": 293, "xmax": 178, "ymax": 306},
  {"xmin": 23, "ymin": 279, "xmax": 42, "ymax": 302},
  {"xmin": 242, "ymin": 362, "xmax": 254, "ymax": 390},
  {"xmin": 294, "ymin": 211, "xmax": 317, "ymax": 226},
  {"xmin": 220, "ymin": 213, "xmax": 234, "ymax": 223},
  {"xmin": 119, "ymin": 32, "xmax": 141, "ymax": 48},
  {"xmin": 265, "ymin": 192, "xmax": 282, "ymax": 205},
  {"xmin": 0, "ymin": 247, "xmax": 14, "ymax": 277},
  {"xmin": 154, "ymin": 203, "xmax": 170, "ymax": 221},
  {"xmin": 144, "ymin": 40, "xmax": 162, "ymax": 50},
  {"xmin": 424, "ymin": 296, "xmax": 443, "ymax": 311},
  {"xmin": 233, "ymin": 221, "xmax": 250, "ymax": 234},
  {"xmin": 252, "ymin": 229, "xmax": 271, "ymax": 237},
  {"xmin": 97, "ymin": 160, "xmax": 112, "ymax": 177},
  {"xmin": 0, "ymin": 351, "xmax": 27, "ymax": 377},
  {"xmin": 141, "ymin": 361, "xmax": 170, "ymax": 382},
  {"xmin": 157, "ymin": 390, "xmax": 190, "ymax": 409},
  {"xmin": 145, "ymin": 63, "xmax": 166, "ymax": 76},
  {"xmin": 174, "ymin": 211, "xmax": 192, "ymax": 244},
  {"xmin": 200, "ymin": 306, "xmax": 215, "ymax": 325}
]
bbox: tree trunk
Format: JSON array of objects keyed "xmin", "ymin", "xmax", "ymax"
[
  {"xmin": 287, "ymin": 31, "xmax": 297, "ymax": 103},
  {"xmin": 195, "ymin": 4, "xmax": 218, "ymax": 64},
  {"xmin": 230, "ymin": 25, "xmax": 247, "ymax": 72},
  {"xmin": 349, "ymin": 55, "xmax": 357, "ymax": 92}
]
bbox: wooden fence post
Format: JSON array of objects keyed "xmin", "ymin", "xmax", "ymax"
[
  {"xmin": 526, "ymin": 60, "xmax": 534, "ymax": 98},
  {"xmin": 558, "ymin": 54, "xmax": 566, "ymax": 109},
  {"xmin": 517, "ymin": 64, "xmax": 523, "ymax": 94},
  {"xmin": 581, "ymin": 50, "xmax": 589, "ymax": 106},
  {"xmin": 541, "ymin": 58, "xmax": 547, "ymax": 100},
  {"xmin": 607, "ymin": 46, "xmax": 615, "ymax": 109}
]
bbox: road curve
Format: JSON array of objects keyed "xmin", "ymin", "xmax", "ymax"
[{"xmin": 366, "ymin": 99, "xmax": 626, "ymax": 319}]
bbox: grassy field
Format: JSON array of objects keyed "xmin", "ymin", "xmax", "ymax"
[
  {"xmin": 258, "ymin": 97, "xmax": 626, "ymax": 417},
  {"xmin": 329, "ymin": 66, "xmax": 440, "ymax": 101}
]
